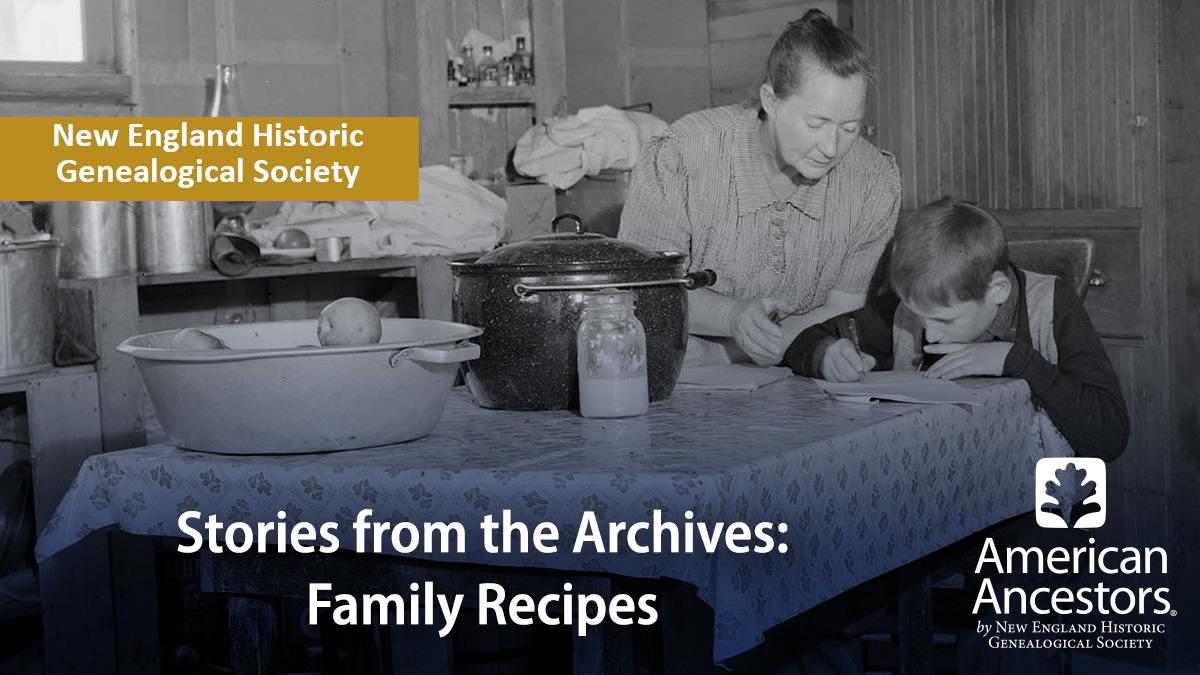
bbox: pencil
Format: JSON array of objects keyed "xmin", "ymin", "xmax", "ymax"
[{"xmin": 846, "ymin": 317, "xmax": 866, "ymax": 381}]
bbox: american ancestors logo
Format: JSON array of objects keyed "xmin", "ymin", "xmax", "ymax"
[
  {"xmin": 1036, "ymin": 458, "xmax": 1106, "ymax": 529},
  {"xmin": 971, "ymin": 457, "xmax": 1173, "ymax": 651}
]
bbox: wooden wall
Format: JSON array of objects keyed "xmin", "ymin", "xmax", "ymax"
[
  {"xmin": 136, "ymin": 0, "xmax": 390, "ymax": 117},
  {"xmin": 562, "ymin": 1, "xmax": 850, "ymax": 123},
  {"xmin": 859, "ymin": 0, "xmax": 1146, "ymax": 211},
  {"xmin": 564, "ymin": 0, "xmax": 711, "ymax": 123},
  {"xmin": 709, "ymin": 0, "xmax": 843, "ymax": 106}
]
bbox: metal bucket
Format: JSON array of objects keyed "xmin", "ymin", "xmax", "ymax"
[
  {"xmin": 138, "ymin": 202, "xmax": 212, "ymax": 274},
  {"xmin": 0, "ymin": 240, "xmax": 59, "ymax": 378},
  {"xmin": 50, "ymin": 201, "xmax": 137, "ymax": 278}
]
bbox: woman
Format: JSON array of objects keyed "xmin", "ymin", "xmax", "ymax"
[{"xmin": 620, "ymin": 9, "xmax": 901, "ymax": 366}]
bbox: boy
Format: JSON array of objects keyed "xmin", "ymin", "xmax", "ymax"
[{"xmin": 783, "ymin": 197, "xmax": 1129, "ymax": 460}]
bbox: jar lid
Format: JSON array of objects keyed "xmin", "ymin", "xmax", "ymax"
[
  {"xmin": 453, "ymin": 214, "xmax": 683, "ymax": 274},
  {"xmin": 581, "ymin": 290, "xmax": 635, "ymax": 306}
]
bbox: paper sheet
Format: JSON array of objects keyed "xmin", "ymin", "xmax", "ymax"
[
  {"xmin": 813, "ymin": 371, "xmax": 979, "ymax": 405},
  {"xmin": 676, "ymin": 365, "xmax": 793, "ymax": 391}
]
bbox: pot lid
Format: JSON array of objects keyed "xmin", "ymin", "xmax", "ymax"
[{"xmin": 457, "ymin": 214, "xmax": 682, "ymax": 272}]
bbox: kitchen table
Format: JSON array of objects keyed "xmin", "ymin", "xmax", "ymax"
[{"xmin": 36, "ymin": 376, "xmax": 1070, "ymax": 667}]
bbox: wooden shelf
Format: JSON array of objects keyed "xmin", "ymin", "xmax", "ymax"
[
  {"xmin": 447, "ymin": 85, "xmax": 537, "ymax": 107},
  {"xmin": 0, "ymin": 365, "xmax": 96, "ymax": 395},
  {"xmin": 135, "ymin": 256, "xmax": 427, "ymax": 286},
  {"xmin": 409, "ymin": 0, "xmax": 565, "ymax": 167}
]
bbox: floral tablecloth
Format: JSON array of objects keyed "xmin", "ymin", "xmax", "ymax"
[{"xmin": 37, "ymin": 377, "xmax": 1067, "ymax": 663}]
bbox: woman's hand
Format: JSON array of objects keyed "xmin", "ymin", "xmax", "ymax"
[
  {"xmin": 922, "ymin": 342, "xmax": 1013, "ymax": 379},
  {"xmin": 820, "ymin": 338, "xmax": 876, "ymax": 382},
  {"xmin": 727, "ymin": 297, "xmax": 793, "ymax": 365}
]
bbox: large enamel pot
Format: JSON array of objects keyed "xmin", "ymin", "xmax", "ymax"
[{"xmin": 450, "ymin": 215, "xmax": 715, "ymax": 411}]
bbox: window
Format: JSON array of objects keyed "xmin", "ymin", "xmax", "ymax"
[
  {"xmin": 0, "ymin": 0, "xmax": 84, "ymax": 62},
  {"xmin": 0, "ymin": 0, "xmax": 130, "ymax": 104},
  {"xmin": 0, "ymin": 0, "xmax": 119, "ymax": 71}
]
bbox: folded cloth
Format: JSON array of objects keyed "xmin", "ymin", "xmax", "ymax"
[
  {"xmin": 0, "ymin": 201, "xmax": 34, "ymax": 239},
  {"xmin": 367, "ymin": 165, "xmax": 507, "ymax": 256},
  {"xmin": 211, "ymin": 233, "xmax": 308, "ymax": 276},
  {"xmin": 247, "ymin": 168, "xmax": 506, "ymax": 259},
  {"xmin": 513, "ymin": 106, "xmax": 668, "ymax": 189}
]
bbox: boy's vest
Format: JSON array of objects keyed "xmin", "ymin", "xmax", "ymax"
[{"xmin": 890, "ymin": 270, "xmax": 1073, "ymax": 456}]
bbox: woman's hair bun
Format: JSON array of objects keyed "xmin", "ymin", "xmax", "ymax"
[
  {"xmin": 799, "ymin": 8, "xmax": 833, "ymax": 25},
  {"xmin": 766, "ymin": 7, "xmax": 870, "ymax": 98}
]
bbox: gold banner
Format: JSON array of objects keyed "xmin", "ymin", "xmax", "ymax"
[{"xmin": 0, "ymin": 117, "xmax": 419, "ymax": 201}]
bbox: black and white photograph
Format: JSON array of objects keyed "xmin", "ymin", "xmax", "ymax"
[{"xmin": 0, "ymin": 0, "xmax": 1197, "ymax": 673}]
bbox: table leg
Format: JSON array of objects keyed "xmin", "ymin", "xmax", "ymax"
[
  {"xmin": 39, "ymin": 535, "xmax": 116, "ymax": 674},
  {"xmin": 658, "ymin": 583, "xmax": 715, "ymax": 674},
  {"xmin": 384, "ymin": 624, "xmax": 452, "ymax": 674},
  {"xmin": 571, "ymin": 578, "xmax": 634, "ymax": 675},
  {"xmin": 229, "ymin": 595, "xmax": 279, "ymax": 675},
  {"xmin": 898, "ymin": 564, "xmax": 934, "ymax": 675}
]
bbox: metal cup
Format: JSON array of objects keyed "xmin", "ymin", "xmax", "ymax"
[{"xmin": 315, "ymin": 237, "xmax": 349, "ymax": 263}]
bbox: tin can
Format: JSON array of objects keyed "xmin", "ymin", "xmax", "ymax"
[
  {"xmin": 315, "ymin": 237, "xmax": 349, "ymax": 263},
  {"xmin": 51, "ymin": 201, "xmax": 137, "ymax": 278},
  {"xmin": 138, "ymin": 201, "xmax": 213, "ymax": 274},
  {"xmin": 0, "ymin": 239, "xmax": 59, "ymax": 377}
]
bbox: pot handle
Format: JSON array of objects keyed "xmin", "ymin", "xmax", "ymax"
[
  {"xmin": 684, "ymin": 269, "xmax": 717, "ymax": 290},
  {"xmin": 513, "ymin": 269, "xmax": 717, "ymax": 297},
  {"xmin": 390, "ymin": 341, "xmax": 481, "ymax": 367},
  {"xmin": 552, "ymin": 213, "xmax": 584, "ymax": 234}
]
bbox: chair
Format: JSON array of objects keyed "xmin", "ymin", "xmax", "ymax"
[{"xmin": 1007, "ymin": 238, "xmax": 1095, "ymax": 299}]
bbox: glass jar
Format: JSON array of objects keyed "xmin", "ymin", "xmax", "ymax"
[
  {"xmin": 478, "ymin": 45, "xmax": 499, "ymax": 87},
  {"xmin": 576, "ymin": 290, "xmax": 649, "ymax": 418}
]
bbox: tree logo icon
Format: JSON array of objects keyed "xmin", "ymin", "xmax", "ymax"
[{"xmin": 1035, "ymin": 458, "xmax": 1106, "ymax": 529}]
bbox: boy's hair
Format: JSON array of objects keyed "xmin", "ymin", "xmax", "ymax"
[{"xmin": 889, "ymin": 196, "xmax": 1009, "ymax": 308}]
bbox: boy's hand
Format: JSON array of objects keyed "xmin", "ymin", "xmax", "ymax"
[
  {"xmin": 922, "ymin": 342, "xmax": 1013, "ymax": 379},
  {"xmin": 728, "ymin": 297, "xmax": 792, "ymax": 365},
  {"xmin": 820, "ymin": 338, "xmax": 877, "ymax": 382}
]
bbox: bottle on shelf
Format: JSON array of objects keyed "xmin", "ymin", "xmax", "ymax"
[
  {"xmin": 478, "ymin": 45, "xmax": 499, "ymax": 87},
  {"xmin": 513, "ymin": 36, "xmax": 533, "ymax": 85},
  {"xmin": 501, "ymin": 57, "xmax": 518, "ymax": 87},
  {"xmin": 460, "ymin": 45, "xmax": 477, "ymax": 86}
]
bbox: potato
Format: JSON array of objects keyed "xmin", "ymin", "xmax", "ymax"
[
  {"xmin": 171, "ymin": 327, "xmax": 229, "ymax": 350},
  {"xmin": 317, "ymin": 297, "xmax": 382, "ymax": 346}
]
